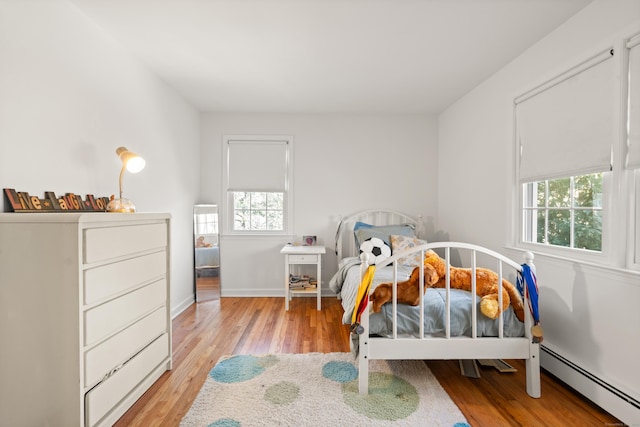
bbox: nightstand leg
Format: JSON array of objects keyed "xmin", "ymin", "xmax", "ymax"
[
  {"xmin": 316, "ymin": 259, "xmax": 321, "ymax": 310},
  {"xmin": 285, "ymin": 255, "xmax": 289, "ymax": 311}
]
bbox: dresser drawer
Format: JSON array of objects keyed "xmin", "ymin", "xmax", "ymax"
[
  {"xmin": 84, "ymin": 251, "xmax": 166, "ymax": 305},
  {"xmin": 85, "ymin": 333, "xmax": 169, "ymax": 427},
  {"xmin": 84, "ymin": 307, "xmax": 167, "ymax": 388},
  {"xmin": 84, "ymin": 223, "xmax": 167, "ymax": 264},
  {"xmin": 287, "ymin": 254, "xmax": 319, "ymax": 264},
  {"xmin": 84, "ymin": 279, "xmax": 166, "ymax": 346}
]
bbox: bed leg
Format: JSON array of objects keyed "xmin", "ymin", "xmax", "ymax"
[
  {"xmin": 358, "ymin": 335, "xmax": 368, "ymax": 394},
  {"xmin": 526, "ymin": 344, "xmax": 541, "ymax": 398}
]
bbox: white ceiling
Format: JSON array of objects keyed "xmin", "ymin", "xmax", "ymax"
[{"xmin": 71, "ymin": 0, "xmax": 593, "ymax": 114}]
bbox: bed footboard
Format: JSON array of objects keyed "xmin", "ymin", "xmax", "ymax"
[{"xmin": 355, "ymin": 242, "xmax": 541, "ymax": 398}]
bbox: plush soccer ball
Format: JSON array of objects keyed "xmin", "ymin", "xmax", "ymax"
[{"xmin": 360, "ymin": 237, "xmax": 391, "ymax": 265}]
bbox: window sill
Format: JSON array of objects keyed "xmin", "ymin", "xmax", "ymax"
[
  {"xmin": 505, "ymin": 245, "xmax": 640, "ymax": 280},
  {"xmin": 221, "ymin": 232, "xmax": 295, "ymax": 239}
]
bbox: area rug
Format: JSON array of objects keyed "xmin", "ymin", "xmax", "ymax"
[{"xmin": 181, "ymin": 352, "xmax": 470, "ymax": 427}]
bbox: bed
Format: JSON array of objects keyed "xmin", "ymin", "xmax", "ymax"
[{"xmin": 329, "ymin": 209, "xmax": 541, "ymax": 397}]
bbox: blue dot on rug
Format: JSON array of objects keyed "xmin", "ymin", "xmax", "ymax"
[
  {"xmin": 209, "ymin": 355, "xmax": 278, "ymax": 383},
  {"xmin": 208, "ymin": 418, "xmax": 240, "ymax": 427},
  {"xmin": 322, "ymin": 361, "xmax": 358, "ymax": 383},
  {"xmin": 342, "ymin": 372, "xmax": 419, "ymax": 421},
  {"xmin": 453, "ymin": 423, "xmax": 471, "ymax": 427}
]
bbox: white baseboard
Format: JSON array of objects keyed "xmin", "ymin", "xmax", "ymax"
[
  {"xmin": 219, "ymin": 289, "xmax": 338, "ymax": 298},
  {"xmin": 541, "ymin": 346, "xmax": 640, "ymax": 425},
  {"xmin": 171, "ymin": 294, "xmax": 195, "ymax": 319}
]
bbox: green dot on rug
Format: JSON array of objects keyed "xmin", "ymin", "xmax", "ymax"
[
  {"xmin": 342, "ymin": 372, "xmax": 419, "ymax": 421},
  {"xmin": 264, "ymin": 381, "xmax": 300, "ymax": 405}
]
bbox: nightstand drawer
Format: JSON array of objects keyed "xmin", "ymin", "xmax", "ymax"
[{"xmin": 288, "ymin": 254, "xmax": 318, "ymax": 264}]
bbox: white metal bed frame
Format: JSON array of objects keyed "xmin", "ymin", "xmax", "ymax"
[{"xmin": 335, "ymin": 210, "xmax": 541, "ymax": 398}]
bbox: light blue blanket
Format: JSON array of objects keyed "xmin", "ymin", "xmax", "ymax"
[
  {"xmin": 195, "ymin": 246, "xmax": 219, "ymax": 268},
  {"xmin": 329, "ymin": 258, "xmax": 525, "ymax": 337}
]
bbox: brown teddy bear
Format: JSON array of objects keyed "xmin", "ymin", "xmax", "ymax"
[
  {"xmin": 370, "ymin": 250, "xmax": 525, "ymax": 322},
  {"xmin": 369, "ymin": 264, "xmax": 439, "ymax": 313}
]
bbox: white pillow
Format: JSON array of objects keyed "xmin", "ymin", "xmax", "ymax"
[{"xmin": 390, "ymin": 234, "xmax": 428, "ymax": 267}]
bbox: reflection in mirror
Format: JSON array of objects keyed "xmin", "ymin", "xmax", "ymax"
[{"xmin": 194, "ymin": 204, "xmax": 220, "ymax": 302}]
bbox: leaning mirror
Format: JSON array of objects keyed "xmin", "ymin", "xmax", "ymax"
[{"xmin": 193, "ymin": 204, "xmax": 220, "ymax": 301}]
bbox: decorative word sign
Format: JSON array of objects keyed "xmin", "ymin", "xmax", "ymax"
[{"xmin": 3, "ymin": 189, "xmax": 111, "ymax": 212}]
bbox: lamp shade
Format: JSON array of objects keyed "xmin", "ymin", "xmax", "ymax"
[
  {"xmin": 107, "ymin": 146, "xmax": 145, "ymax": 213},
  {"xmin": 116, "ymin": 146, "xmax": 146, "ymax": 173}
]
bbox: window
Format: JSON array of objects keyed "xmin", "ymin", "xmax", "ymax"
[
  {"xmin": 194, "ymin": 211, "xmax": 218, "ymax": 235},
  {"xmin": 233, "ymin": 191, "xmax": 283, "ymax": 231},
  {"xmin": 523, "ymin": 173, "xmax": 603, "ymax": 251},
  {"xmin": 222, "ymin": 135, "xmax": 293, "ymax": 235},
  {"xmin": 514, "ymin": 48, "xmax": 617, "ymax": 259},
  {"xmin": 515, "ymin": 48, "xmax": 616, "ymax": 257},
  {"xmin": 515, "ymin": 34, "xmax": 640, "ymax": 270}
]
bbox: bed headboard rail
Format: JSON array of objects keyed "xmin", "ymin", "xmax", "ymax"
[{"xmin": 335, "ymin": 209, "xmax": 421, "ymax": 259}]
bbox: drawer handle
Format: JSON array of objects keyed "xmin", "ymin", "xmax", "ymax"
[
  {"xmin": 101, "ymin": 363, "xmax": 125, "ymax": 383},
  {"xmin": 110, "ymin": 364, "xmax": 124, "ymax": 376}
]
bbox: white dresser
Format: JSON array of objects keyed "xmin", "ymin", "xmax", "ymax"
[{"xmin": 0, "ymin": 213, "xmax": 172, "ymax": 427}]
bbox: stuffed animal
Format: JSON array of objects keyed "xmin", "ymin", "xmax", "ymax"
[
  {"xmin": 423, "ymin": 250, "xmax": 524, "ymax": 322},
  {"xmin": 196, "ymin": 236, "xmax": 212, "ymax": 248},
  {"xmin": 370, "ymin": 250, "xmax": 525, "ymax": 322},
  {"xmin": 369, "ymin": 264, "xmax": 439, "ymax": 313}
]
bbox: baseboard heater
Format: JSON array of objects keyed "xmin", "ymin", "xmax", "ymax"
[{"xmin": 542, "ymin": 345, "xmax": 640, "ymax": 411}]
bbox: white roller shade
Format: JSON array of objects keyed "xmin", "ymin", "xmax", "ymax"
[
  {"xmin": 226, "ymin": 139, "xmax": 288, "ymax": 191},
  {"xmin": 627, "ymin": 34, "xmax": 640, "ymax": 169},
  {"xmin": 516, "ymin": 49, "xmax": 615, "ymax": 182}
]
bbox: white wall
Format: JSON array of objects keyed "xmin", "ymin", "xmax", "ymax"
[
  {"xmin": 438, "ymin": 0, "xmax": 640, "ymax": 423},
  {"xmin": 0, "ymin": 0, "xmax": 201, "ymax": 317},
  {"xmin": 201, "ymin": 113, "xmax": 437, "ymax": 296}
]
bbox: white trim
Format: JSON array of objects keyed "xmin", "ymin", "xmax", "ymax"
[
  {"xmin": 626, "ymin": 32, "xmax": 640, "ymax": 49},
  {"xmin": 630, "ymin": 171, "xmax": 640, "ymax": 270},
  {"xmin": 514, "ymin": 48, "xmax": 613, "ymax": 105},
  {"xmin": 626, "ymin": 32, "xmax": 640, "ymax": 170},
  {"xmin": 171, "ymin": 295, "xmax": 195, "ymax": 319},
  {"xmin": 541, "ymin": 346, "xmax": 640, "ymax": 426},
  {"xmin": 618, "ymin": 37, "xmax": 639, "ymax": 271},
  {"xmin": 505, "ymin": 245, "xmax": 640, "ymax": 282}
]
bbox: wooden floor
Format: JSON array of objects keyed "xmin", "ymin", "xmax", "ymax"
[{"xmin": 115, "ymin": 296, "xmax": 621, "ymax": 427}]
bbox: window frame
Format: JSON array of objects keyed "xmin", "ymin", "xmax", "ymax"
[
  {"xmin": 222, "ymin": 135, "xmax": 294, "ymax": 236},
  {"xmin": 518, "ymin": 173, "xmax": 612, "ymax": 265},
  {"xmin": 626, "ymin": 32, "xmax": 640, "ymax": 270},
  {"xmin": 231, "ymin": 191, "xmax": 285, "ymax": 232},
  {"xmin": 194, "ymin": 211, "xmax": 219, "ymax": 236},
  {"xmin": 630, "ymin": 171, "xmax": 640, "ymax": 269},
  {"xmin": 513, "ymin": 40, "xmax": 636, "ymax": 269}
]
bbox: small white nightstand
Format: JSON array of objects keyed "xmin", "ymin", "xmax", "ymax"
[{"xmin": 280, "ymin": 244, "xmax": 326, "ymax": 311}]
